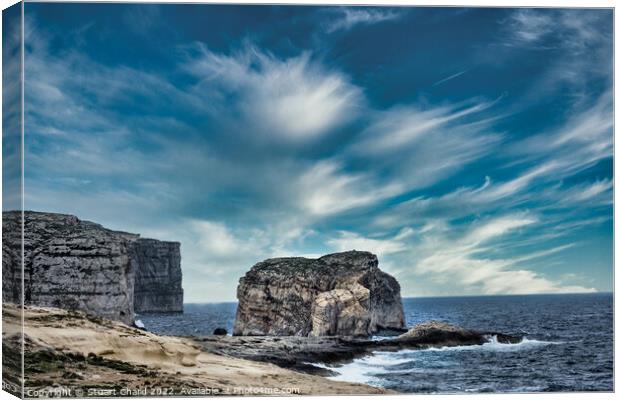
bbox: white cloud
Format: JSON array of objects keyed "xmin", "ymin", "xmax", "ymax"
[
  {"xmin": 344, "ymin": 98, "xmax": 503, "ymax": 199},
  {"xmin": 295, "ymin": 160, "xmax": 402, "ymax": 216},
  {"xmin": 501, "ymin": 9, "xmax": 612, "ymax": 120},
  {"xmin": 372, "ymin": 91, "xmax": 613, "ymax": 229},
  {"xmin": 185, "ymin": 46, "xmax": 362, "ymax": 141},
  {"xmin": 327, "ymin": 8, "xmax": 401, "ymax": 33},
  {"xmin": 353, "ymin": 99, "xmax": 498, "ymax": 155},
  {"xmin": 327, "ymin": 229, "xmax": 410, "ymax": 258},
  {"xmin": 189, "ymin": 220, "xmax": 250, "ymax": 259},
  {"xmin": 517, "ymin": 92, "xmax": 613, "ymax": 160},
  {"xmin": 554, "ymin": 179, "xmax": 613, "ymax": 206},
  {"xmin": 411, "ymin": 215, "xmax": 596, "ymax": 295},
  {"xmin": 507, "ymin": 9, "xmax": 554, "ymax": 43},
  {"xmin": 506, "ymin": 9, "xmax": 607, "ymax": 50},
  {"xmin": 462, "ymin": 214, "xmax": 537, "ymax": 247}
]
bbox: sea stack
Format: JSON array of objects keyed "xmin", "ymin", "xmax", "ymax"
[
  {"xmin": 2, "ymin": 211, "xmax": 183, "ymax": 325},
  {"xmin": 233, "ymin": 250, "xmax": 405, "ymax": 337}
]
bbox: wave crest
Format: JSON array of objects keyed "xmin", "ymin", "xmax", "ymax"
[{"xmin": 312, "ymin": 336, "xmax": 561, "ymax": 385}]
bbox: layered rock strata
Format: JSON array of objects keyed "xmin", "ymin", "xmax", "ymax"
[
  {"xmin": 133, "ymin": 239, "xmax": 183, "ymax": 313},
  {"xmin": 2, "ymin": 211, "xmax": 183, "ymax": 324},
  {"xmin": 233, "ymin": 251, "xmax": 405, "ymax": 337}
]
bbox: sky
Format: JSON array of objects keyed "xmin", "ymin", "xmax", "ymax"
[{"xmin": 7, "ymin": 4, "xmax": 613, "ymax": 302}]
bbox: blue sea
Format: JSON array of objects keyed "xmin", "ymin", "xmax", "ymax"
[{"xmin": 139, "ymin": 293, "xmax": 613, "ymax": 393}]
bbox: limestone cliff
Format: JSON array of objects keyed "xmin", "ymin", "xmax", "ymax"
[
  {"xmin": 133, "ymin": 239, "xmax": 183, "ymax": 313},
  {"xmin": 2, "ymin": 211, "xmax": 183, "ymax": 324},
  {"xmin": 233, "ymin": 251, "xmax": 405, "ymax": 337}
]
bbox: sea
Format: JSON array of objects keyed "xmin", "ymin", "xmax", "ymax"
[{"xmin": 138, "ymin": 293, "xmax": 613, "ymax": 393}]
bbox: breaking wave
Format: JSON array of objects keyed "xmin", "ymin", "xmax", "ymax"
[{"xmin": 311, "ymin": 336, "xmax": 560, "ymax": 385}]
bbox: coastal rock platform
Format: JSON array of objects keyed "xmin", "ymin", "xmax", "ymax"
[{"xmin": 196, "ymin": 321, "xmax": 523, "ymax": 376}]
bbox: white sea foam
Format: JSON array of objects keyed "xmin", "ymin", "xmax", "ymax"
[
  {"xmin": 312, "ymin": 336, "xmax": 560, "ymax": 385},
  {"xmin": 420, "ymin": 335, "xmax": 560, "ymax": 352}
]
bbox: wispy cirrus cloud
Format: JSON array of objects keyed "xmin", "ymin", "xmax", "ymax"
[
  {"xmin": 351, "ymin": 99, "xmax": 499, "ymax": 155},
  {"xmin": 373, "ymin": 90, "xmax": 613, "ymax": 228},
  {"xmin": 506, "ymin": 9, "xmax": 554, "ymax": 43},
  {"xmin": 505, "ymin": 8, "xmax": 608, "ymax": 50},
  {"xmin": 326, "ymin": 7, "xmax": 402, "ymax": 33},
  {"xmin": 295, "ymin": 160, "xmax": 403, "ymax": 217},
  {"xmin": 183, "ymin": 45, "xmax": 362, "ymax": 141},
  {"xmin": 409, "ymin": 214, "xmax": 596, "ymax": 295},
  {"xmin": 346, "ymin": 97, "xmax": 504, "ymax": 194},
  {"xmin": 327, "ymin": 228, "xmax": 413, "ymax": 259},
  {"xmin": 503, "ymin": 9, "xmax": 612, "ymax": 105},
  {"xmin": 514, "ymin": 91, "xmax": 613, "ymax": 164},
  {"xmin": 2, "ymin": 6, "xmax": 23, "ymax": 210},
  {"xmin": 327, "ymin": 214, "xmax": 595, "ymax": 296}
]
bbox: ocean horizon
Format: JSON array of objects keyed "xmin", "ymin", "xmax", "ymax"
[{"xmin": 179, "ymin": 291, "xmax": 614, "ymax": 306}]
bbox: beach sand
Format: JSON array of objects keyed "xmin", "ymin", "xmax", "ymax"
[{"xmin": 2, "ymin": 303, "xmax": 390, "ymax": 397}]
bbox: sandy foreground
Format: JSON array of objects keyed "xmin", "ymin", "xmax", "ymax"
[{"xmin": 2, "ymin": 304, "xmax": 390, "ymax": 397}]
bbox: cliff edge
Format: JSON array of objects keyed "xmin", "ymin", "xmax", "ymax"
[{"xmin": 2, "ymin": 211, "xmax": 183, "ymax": 324}]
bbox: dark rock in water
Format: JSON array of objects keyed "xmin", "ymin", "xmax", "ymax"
[
  {"xmin": 383, "ymin": 320, "xmax": 522, "ymax": 349},
  {"xmin": 395, "ymin": 320, "xmax": 481, "ymax": 345},
  {"xmin": 133, "ymin": 239, "xmax": 183, "ymax": 313},
  {"xmin": 233, "ymin": 250, "xmax": 405, "ymax": 337},
  {"xmin": 2, "ymin": 211, "xmax": 184, "ymax": 325},
  {"xmin": 213, "ymin": 328, "xmax": 227, "ymax": 336},
  {"xmin": 196, "ymin": 320, "xmax": 523, "ymax": 376}
]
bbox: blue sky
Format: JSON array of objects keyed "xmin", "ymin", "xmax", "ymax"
[{"xmin": 14, "ymin": 5, "xmax": 613, "ymax": 302}]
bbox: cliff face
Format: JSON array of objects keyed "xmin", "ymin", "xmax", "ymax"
[
  {"xmin": 233, "ymin": 251, "xmax": 405, "ymax": 337},
  {"xmin": 2, "ymin": 211, "xmax": 183, "ymax": 325},
  {"xmin": 133, "ymin": 239, "xmax": 183, "ymax": 313},
  {"xmin": 2, "ymin": 211, "xmax": 23, "ymax": 306}
]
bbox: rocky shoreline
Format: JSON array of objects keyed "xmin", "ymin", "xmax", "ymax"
[
  {"xmin": 195, "ymin": 321, "xmax": 522, "ymax": 376},
  {"xmin": 3, "ymin": 304, "xmax": 391, "ymax": 397},
  {"xmin": 3, "ymin": 303, "xmax": 523, "ymax": 397}
]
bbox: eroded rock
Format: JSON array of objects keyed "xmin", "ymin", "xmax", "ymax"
[
  {"xmin": 2, "ymin": 211, "xmax": 183, "ymax": 324},
  {"xmin": 233, "ymin": 251, "xmax": 405, "ymax": 337}
]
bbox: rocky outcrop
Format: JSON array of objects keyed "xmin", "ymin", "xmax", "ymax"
[
  {"xmin": 133, "ymin": 239, "xmax": 183, "ymax": 313},
  {"xmin": 2, "ymin": 211, "xmax": 183, "ymax": 325},
  {"xmin": 393, "ymin": 320, "xmax": 521, "ymax": 347},
  {"xmin": 233, "ymin": 251, "xmax": 405, "ymax": 337},
  {"xmin": 198, "ymin": 322, "xmax": 523, "ymax": 376}
]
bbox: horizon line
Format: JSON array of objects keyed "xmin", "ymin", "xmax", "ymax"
[{"xmin": 182, "ymin": 291, "xmax": 613, "ymax": 305}]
